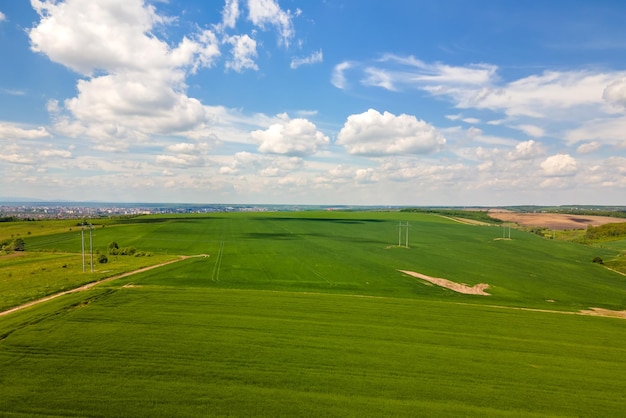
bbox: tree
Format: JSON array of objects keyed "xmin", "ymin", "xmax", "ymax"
[{"xmin": 11, "ymin": 238, "xmax": 25, "ymax": 252}]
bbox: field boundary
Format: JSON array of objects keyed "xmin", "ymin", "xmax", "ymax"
[{"xmin": 0, "ymin": 255, "xmax": 207, "ymax": 317}]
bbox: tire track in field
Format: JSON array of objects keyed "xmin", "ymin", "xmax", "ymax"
[
  {"xmin": 0, "ymin": 255, "xmax": 207, "ymax": 317},
  {"xmin": 211, "ymin": 241, "xmax": 224, "ymax": 282},
  {"xmin": 308, "ymin": 267, "xmax": 335, "ymax": 286}
]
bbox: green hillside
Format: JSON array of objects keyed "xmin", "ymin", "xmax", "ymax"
[{"xmin": 2, "ymin": 212, "xmax": 626, "ymax": 416}]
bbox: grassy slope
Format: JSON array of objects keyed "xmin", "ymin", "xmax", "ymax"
[
  {"xmin": 2, "ymin": 212, "xmax": 626, "ymax": 416},
  {"xmin": 1, "ymin": 284, "xmax": 625, "ymax": 417},
  {"xmin": 14, "ymin": 211, "xmax": 626, "ymax": 310}
]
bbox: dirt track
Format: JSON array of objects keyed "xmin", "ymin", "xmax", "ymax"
[{"xmin": 0, "ymin": 255, "xmax": 207, "ymax": 317}]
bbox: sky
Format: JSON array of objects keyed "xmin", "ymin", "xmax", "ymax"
[{"xmin": 1, "ymin": 0, "xmax": 626, "ymax": 206}]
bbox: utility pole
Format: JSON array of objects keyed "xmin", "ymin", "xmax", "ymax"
[
  {"xmin": 89, "ymin": 223, "xmax": 94, "ymax": 273},
  {"xmin": 398, "ymin": 221, "xmax": 402, "ymax": 246},
  {"xmin": 81, "ymin": 223, "xmax": 85, "ymax": 273},
  {"xmin": 405, "ymin": 222, "xmax": 410, "ymax": 248}
]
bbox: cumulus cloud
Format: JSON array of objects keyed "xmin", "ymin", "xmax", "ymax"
[
  {"xmin": 540, "ymin": 154, "xmax": 578, "ymax": 176},
  {"xmin": 507, "ymin": 140, "xmax": 545, "ymax": 160},
  {"xmin": 29, "ymin": 0, "xmax": 221, "ymax": 141},
  {"xmin": 355, "ymin": 168, "xmax": 377, "ymax": 183},
  {"xmin": 224, "ymin": 34, "xmax": 258, "ymax": 72},
  {"xmin": 252, "ymin": 115, "xmax": 329, "ymax": 156},
  {"xmin": 0, "ymin": 11, "xmax": 6, "ymax": 22},
  {"xmin": 337, "ymin": 109, "xmax": 445, "ymax": 156},
  {"xmin": 0, "ymin": 122, "xmax": 50, "ymax": 140},
  {"xmin": 290, "ymin": 50, "xmax": 323, "ymax": 69},
  {"xmin": 0, "ymin": 154, "xmax": 34, "ymax": 164},
  {"xmin": 247, "ymin": 0, "xmax": 295, "ymax": 47},
  {"xmin": 166, "ymin": 142, "xmax": 209, "ymax": 153},
  {"xmin": 603, "ymin": 77, "xmax": 626, "ymax": 107}
]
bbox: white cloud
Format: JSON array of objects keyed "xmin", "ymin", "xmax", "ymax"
[
  {"xmin": 603, "ymin": 77, "xmax": 626, "ymax": 108},
  {"xmin": 225, "ymin": 34, "xmax": 258, "ymax": 72},
  {"xmin": 362, "ymin": 68, "xmax": 396, "ymax": 91},
  {"xmin": 29, "ymin": 0, "xmax": 222, "ymax": 142},
  {"xmin": 378, "ymin": 54, "xmax": 497, "ymax": 86},
  {"xmin": 428, "ymin": 70, "xmax": 622, "ymax": 119},
  {"xmin": 339, "ymin": 55, "xmax": 626, "ymax": 145},
  {"xmin": 541, "ymin": 154, "xmax": 578, "ymax": 177},
  {"xmin": 155, "ymin": 154, "xmax": 205, "ymax": 168},
  {"xmin": 219, "ymin": 0, "xmax": 240, "ymax": 30},
  {"xmin": 290, "ymin": 50, "xmax": 323, "ymax": 69},
  {"xmin": 337, "ymin": 109, "xmax": 446, "ymax": 156},
  {"xmin": 507, "ymin": 140, "xmax": 545, "ymax": 160},
  {"xmin": 166, "ymin": 142, "xmax": 199, "ymax": 153},
  {"xmin": 252, "ymin": 116, "xmax": 329, "ymax": 156},
  {"xmin": 381, "ymin": 158, "xmax": 467, "ymax": 184},
  {"xmin": 576, "ymin": 141, "xmax": 601, "ymax": 154},
  {"xmin": 331, "ymin": 61, "xmax": 352, "ymax": 89},
  {"xmin": 0, "ymin": 154, "xmax": 33, "ymax": 164},
  {"xmin": 0, "ymin": 122, "xmax": 50, "ymax": 140},
  {"xmin": 512, "ymin": 124, "xmax": 545, "ymax": 138},
  {"xmin": 247, "ymin": 0, "xmax": 295, "ymax": 47},
  {"xmin": 0, "ymin": 11, "xmax": 6, "ymax": 22},
  {"xmin": 462, "ymin": 117, "xmax": 481, "ymax": 124},
  {"xmin": 565, "ymin": 116, "xmax": 626, "ymax": 147},
  {"xmin": 39, "ymin": 149, "xmax": 72, "ymax": 159},
  {"xmin": 328, "ymin": 164, "xmax": 354, "ymax": 180},
  {"xmin": 355, "ymin": 168, "xmax": 377, "ymax": 183}
]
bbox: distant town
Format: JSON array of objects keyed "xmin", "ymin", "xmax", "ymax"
[{"xmin": 0, "ymin": 202, "xmax": 392, "ymax": 219}]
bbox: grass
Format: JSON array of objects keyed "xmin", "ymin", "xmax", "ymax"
[
  {"xmin": 2, "ymin": 211, "xmax": 626, "ymax": 416},
  {"xmin": 0, "ymin": 251, "xmax": 177, "ymax": 311},
  {"xmin": 1, "ymin": 285, "xmax": 626, "ymax": 416}
]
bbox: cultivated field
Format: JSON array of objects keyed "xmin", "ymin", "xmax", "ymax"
[
  {"xmin": 488, "ymin": 211, "xmax": 625, "ymax": 230},
  {"xmin": 1, "ymin": 211, "xmax": 626, "ymax": 416}
]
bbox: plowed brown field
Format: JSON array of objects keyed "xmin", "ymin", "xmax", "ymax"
[{"xmin": 488, "ymin": 212, "xmax": 625, "ymax": 230}]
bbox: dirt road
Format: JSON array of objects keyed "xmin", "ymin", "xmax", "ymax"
[{"xmin": 0, "ymin": 255, "xmax": 208, "ymax": 317}]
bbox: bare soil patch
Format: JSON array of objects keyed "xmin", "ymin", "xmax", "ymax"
[
  {"xmin": 488, "ymin": 212, "xmax": 624, "ymax": 230},
  {"xmin": 579, "ymin": 308, "xmax": 626, "ymax": 319},
  {"xmin": 399, "ymin": 270, "xmax": 490, "ymax": 295}
]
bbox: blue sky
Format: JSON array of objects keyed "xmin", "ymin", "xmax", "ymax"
[{"xmin": 1, "ymin": 0, "xmax": 626, "ymax": 205}]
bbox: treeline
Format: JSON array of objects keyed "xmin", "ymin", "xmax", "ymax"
[
  {"xmin": 400, "ymin": 208, "xmax": 502, "ymax": 224},
  {"xmin": 586, "ymin": 223, "xmax": 626, "ymax": 240}
]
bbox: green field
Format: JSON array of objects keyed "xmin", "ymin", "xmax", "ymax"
[{"xmin": 1, "ymin": 211, "xmax": 626, "ymax": 416}]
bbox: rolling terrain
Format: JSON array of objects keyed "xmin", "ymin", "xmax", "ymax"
[{"xmin": 1, "ymin": 211, "xmax": 626, "ymax": 416}]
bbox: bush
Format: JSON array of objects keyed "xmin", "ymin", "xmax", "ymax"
[
  {"xmin": 108, "ymin": 241, "xmax": 119, "ymax": 255},
  {"xmin": 11, "ymin": 238, "xmax": 25, "ymax": 252},
  {"xmin": 98, "ymin": 254, "xmax": 108, "ymax": 264},
  {"xmin": 592, "ymin": 256, "xmax": 604, "ymax": 264},
  {"xmin": 120, "ymin": 247, "xmax": 136, "ymax": 256}
]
